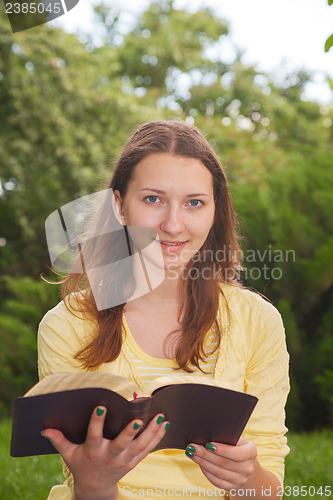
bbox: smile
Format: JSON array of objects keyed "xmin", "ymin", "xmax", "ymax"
[{"xmin": 154, "ymin": 239, "xmax": 188, "ymax": 248}]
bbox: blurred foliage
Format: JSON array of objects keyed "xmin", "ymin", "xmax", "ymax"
[
  {"xmin": 0, "ymin": 276, "xmax": 60, "ymax": 416},
  {"xmin": 0, "ymin": 12, "xmax": 160, "ymax": 276},
  {"xmin": 0, "ymin": 0, "xmax": 333, "ymax": 429},
  {"xmin": 325, "ymin": 0, "xmax": 333, "ymax": 52}
]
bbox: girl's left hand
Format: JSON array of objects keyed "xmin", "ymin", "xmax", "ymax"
[{"xmin": 185, "ymin": 437, "xmax": 258, "ymax": 492}]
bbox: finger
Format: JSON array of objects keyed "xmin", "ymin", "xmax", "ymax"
[
  {"xmin": 186, "ymin": 443, "xmax": 256, "ymax": 485},
  {"xmin": 193, "ymin": 440, "xmax": 256, "ymax": 465},
  {"xmin": 130, "ymin": 414, "xmax": 170, "ymax": 459},
  {"xmin": 185, "ymin": 443, "xmax": 230, "ymax": 467},
  {"xmin": 85, "ymin": 406, "xmax": 107, "ymax": 449},
  {"xmin": 192, "ymin": 452, "xmax": 244, "ymax": 482},
  {"xmin": 199, "ymin": 466, "xmax": 237, "ymax": 492},
  {"xmin": 185, "ymin": 446, "xmax": 245, "ymax": 489},
  {"xmin": 41, "ymin": 428, "xmax": 76, "ymax": 461},
  {"xmin": 185, "ymin": 444, "xmax": 228, "ymax": 469},
  {"xmin": 109, "ymin": 418, "xmax": 144, "ymax": 455}
]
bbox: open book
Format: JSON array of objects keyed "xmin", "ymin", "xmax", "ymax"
[{"xmin": 10, "ymin": 372, "xmax": 258, "ymax": 457}]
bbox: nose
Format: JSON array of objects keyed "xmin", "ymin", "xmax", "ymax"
[{"xmin": 160, "ymin": 205, "xmax": 185, "ymax": 236}]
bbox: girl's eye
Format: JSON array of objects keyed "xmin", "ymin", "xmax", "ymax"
[
  {"xmin": 145, "ymin": 195, "xmax": 160, "ymax": 203},
  {"xmin": 188, "ymin": 199, "xmax": 203, "ymax": 207}
]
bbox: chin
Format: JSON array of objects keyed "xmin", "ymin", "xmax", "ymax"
[{"xmin": 164, "ymin": 261, "xmax": 189, "ymax": 275}]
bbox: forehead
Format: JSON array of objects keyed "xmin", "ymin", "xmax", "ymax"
[{"xmin": 129, "ymin": 153, "xmax": 214, "ymax": 192}]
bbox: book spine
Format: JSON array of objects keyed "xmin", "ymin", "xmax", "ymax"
[{"xmin": 127, "ymin": 398, "xmax": 152, "ymax": 431}]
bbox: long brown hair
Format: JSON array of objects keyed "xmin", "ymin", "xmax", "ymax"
[{"xmin": 61, "ymin": 119, "xmax": 243, "ymax": 371}]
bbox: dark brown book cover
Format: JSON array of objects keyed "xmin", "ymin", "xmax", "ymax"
[{"xmin": 10, "ymin": 374, "xmax": 258, "ymax": 458}]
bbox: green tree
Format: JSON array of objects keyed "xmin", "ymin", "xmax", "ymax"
[
  {"xmin": 0, "ymin": 15, "xmax": 157, "ymax": 277},
  {"xmin": 325, "ymin": 0, "xmax": 333, "ymax": 52}
]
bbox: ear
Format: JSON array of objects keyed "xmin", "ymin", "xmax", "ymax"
[{"xmin": 111, "ymin": 190, "xmax": 126, "ymax": 226}]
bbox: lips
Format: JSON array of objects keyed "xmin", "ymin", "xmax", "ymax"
[
  {"xmin": 160, "ymin": 241, "xmax": 186, "ymax": 246},
  {"xmin": 154, "ymin": 238, "xmax": 188, "ymax": 251},
  {"xmin": 155, "ymin": 239, "xmax": 188, "ymax": 245}
]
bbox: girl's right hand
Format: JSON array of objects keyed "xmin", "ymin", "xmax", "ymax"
[{"xmin": 41, "ymin": 406, "xmax": 170, "ymax": 500}]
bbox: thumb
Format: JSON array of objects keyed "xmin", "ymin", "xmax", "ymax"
[
  {"xmin": 41, "ymin": 428, "xmax": 76, "ymax": 459},
  {"xmin": 236, "ymin": 437, "xmax": 247, "ymax": 446}
]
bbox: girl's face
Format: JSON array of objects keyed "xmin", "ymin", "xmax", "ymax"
[{"xmin": 113, "ymin": 153, "xmax": 216, "ymax": 273}]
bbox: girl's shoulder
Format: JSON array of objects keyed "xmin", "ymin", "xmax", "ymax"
[
  {"xmin": 219, "ymin": 282, "xmax": 283, "ymax": 325},
  {"xmin": 41, "ymin": 294, "xmax": 84, "ymax": 323},
  {"xmin": 217, "ymin": 283, "xmax": 286, "ymax": 356},
  {"xmin": 39, "ymin": 293, "xmax": 96, "ymax": 344}
]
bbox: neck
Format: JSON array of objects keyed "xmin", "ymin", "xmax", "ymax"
[{"xmin": 125, "ymin": 272, "xmax": 183, "ymax": 313}]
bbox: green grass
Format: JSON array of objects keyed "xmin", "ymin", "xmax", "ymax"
[
  {"xmin": 0, "ymin": 419, "xmax": 63, "ymax": 499},
  {"xmin": 284, "ymin": 431, "xmax": 333, "ymax": 498},
  {"xmin": 1, "ymin": 419, "xmax": 332, "ymax": 499}
]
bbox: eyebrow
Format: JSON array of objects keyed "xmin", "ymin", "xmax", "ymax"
[{"xmin": 140, "ymin": 188, "xmax": 210, "ymax": 197}]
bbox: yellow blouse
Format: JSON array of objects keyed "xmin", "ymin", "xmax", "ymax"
[{"xmin": 38, "ymin": 283, "xmax": 290, "ymax": 500}]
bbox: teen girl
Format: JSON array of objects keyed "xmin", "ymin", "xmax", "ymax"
[{"xmin": 39, "ymin": 119, "xmax": 289, "ymax": 500}]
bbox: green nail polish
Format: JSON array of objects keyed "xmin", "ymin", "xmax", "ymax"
[
  {"xmin": 133, "ymin": 422, "xmax": 141, "ymax": 430},
  {"xmin": 157, "ymin": 416, "xmax": 165, "ymax": 424},
  {"xmin": 205, "ymin": 442, "xmax": 216, "ymax": 452},
  {"xmin": 185, "ymin": 450, "xmax": 194, "ymax": 458},
  {"xmin": 96, "ymin": 408, "xmax": 105, "ymax": 417},
  {"xmin": 164, "ymin": 422, "xmax": 170, "ymax": 431},
  {"xmin": 186, "ymin": 445, "xmax": 196, "ymax": 453}
]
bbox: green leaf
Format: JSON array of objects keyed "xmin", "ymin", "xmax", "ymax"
[
  {"xmin": 325, "ymin": 34, "xmax": 333, "ymax": 52},
  {"xmin": 329, "ymin": 0, "xmax": 333, "ymax": 5}
]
